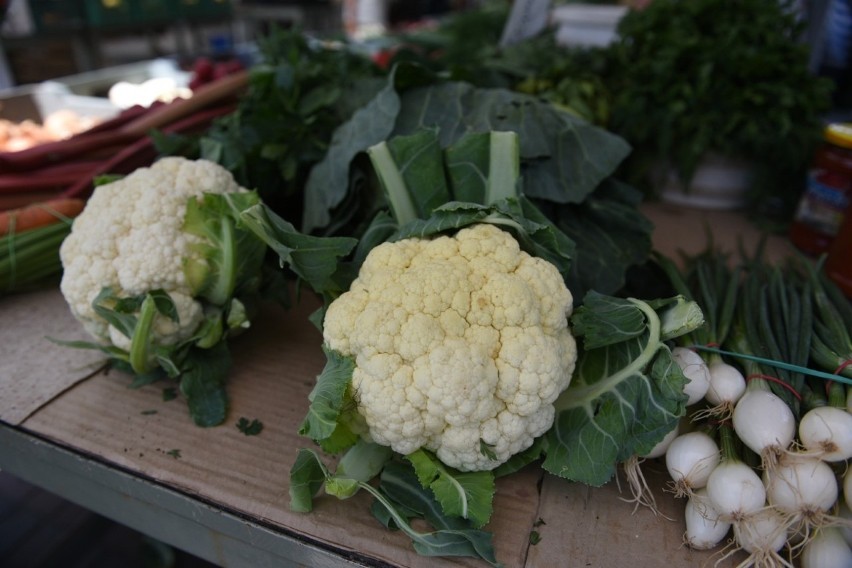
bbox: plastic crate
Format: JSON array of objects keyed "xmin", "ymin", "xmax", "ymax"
[
  {"xmin": 28, "ymin": 0, "xmax": 88, "ymax": 33},
  {"xmin": 176, "ymin": 0, "xmax": 232, "ymax": 20}
]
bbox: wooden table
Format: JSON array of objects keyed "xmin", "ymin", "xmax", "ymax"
[{"xmin": 0, "ymin": 202, "xmax": 794, "ymax": 567}]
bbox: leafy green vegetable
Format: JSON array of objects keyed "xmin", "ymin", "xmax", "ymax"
[
  {"xmin": 536, "ymin": 179, "xmax": 653, "ymax": 299},
  {"xmin": 542, "ymin": 292, "xmax": 702, "ymax": 486},
  {"xmin": 297, "ymin": 346, "xmax": 357, "ymax": 446},
  {"xmin": 406, "ymin": 449, "xmax": 495, "ymax": 529},
  {"xmin": 288, "ymin": 446, "xmax": 499, "ymax": 566},
  {"xmin": 51, "ymin": 192, "xmax": 268, "ymax": 428},
  {"xmin": 371, "ymin": 460, "xmax": 500, "ymax": 566},
  {"xmin": 301, "ymin": 66, "xmax": 403, "ymax": 233},
  {"xmin": 303, "ymin": 78, "xmax": 631, "ymax": 232},
  {"xmin": 178, "ymin": 341, "xmax": 231, "ymax": 427},
  {"xmin": 393, "ymin": 82, "xmax": 630, "ymax": 205},
  {"xmin": 605, "ymin": 0, "xmax": 833, "ymax": 224},
  {"xmin": 300, "ymin": 71, "xmax": 647, "ymax": 298},
  {"xmin": 183, "ymin": 28, "xmax": 384, "ymax": 221},
  {"xmin": 240, "ymin": 204, "xmax": 357, "ymax": 303}
]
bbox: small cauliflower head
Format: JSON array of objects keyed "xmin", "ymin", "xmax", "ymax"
[
  {"xmin": 323, "ymin": 223, "xmax": 577, "ymax": 471},
  {"xmin": 60, "ymin": 157, "xmax": 249, "ymax": 350}
]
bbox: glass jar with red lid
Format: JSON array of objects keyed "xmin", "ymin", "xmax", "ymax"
[{"xmin": 789, "ymin": 123, "xmax": 852, "ymax": 256}]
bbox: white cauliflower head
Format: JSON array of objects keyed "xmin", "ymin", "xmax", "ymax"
[
  {"xmin": 59, "ymin": 157, "xmax": 253, "ymax": 350},
  {"xmin": 323, "ymin": 223, "xmax": 577, "ymax": 471}
]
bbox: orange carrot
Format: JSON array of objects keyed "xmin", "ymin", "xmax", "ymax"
[{"xmin": 0, "ymin": 197, "xmax": 85, "ymax": 236}]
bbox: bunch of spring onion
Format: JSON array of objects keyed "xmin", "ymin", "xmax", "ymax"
[
  {"xmin": 625, "ymin": 249, "xmax": 852, "ymax": 567},
  {"xmin": 620, "ymin": 249, "xmax": 741, "ymax": 513}
]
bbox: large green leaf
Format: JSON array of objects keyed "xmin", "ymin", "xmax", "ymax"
[
  {"xmin": 571, "ymin": 294, "xmax": 648, "ymax": 350},
  {"xmin": 444, "ymin": 130, "xmax": 493, "ymax": 204},
  {"xmin": 287, "ymin": 449, "xmax": 500, "ymax": 566},
  {"xmin": 302, "ymin": 71, "xmax": 402, "ymax": 233},
  {"xmin": 335, "ymin": 440, "xmax": 394, "ymax": 483},
  {"xmin": 289, "ymin": 448, "xmax": 329, "ymax": 513},
  {"xmin": 374, "ymin": 460, "xmax": 500, "ymax": 566},
  {"xmin": 537, "ymin": 178, "xmax": 653, "ymax": 298},
  {"xmin": 298, "ymin": 346, "xmax": 356, "ymax": 442},
  {"xmin": 179, "ymin": 341, "xmax": 231, "ymax": 427},
  {"xmin": 240, "ymin": 203, "xmax": 357, "ymax": 298},
  {"xmin": 406, "ymin": 449, "xmax": 495, "ymax": 528},
  {"xmin": 302, "ymin": 79, "xmax": 633, "ymax": 235},
  {"xmin": 392, "ymin": 82, "xmax": 631, "ymax": 204},
  {"xmin": 91, "ymin": 287, "xmax": 139, "ymax": 339},
  {"xmin": 543, "ymin": 294, "xmax": 698, "ymax": 485},
  {"xmin": 371, "ymin": 128, "xmax": 451, "ymax": 221}
]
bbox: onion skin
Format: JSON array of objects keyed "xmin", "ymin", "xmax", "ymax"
[
  {"xmin": 684, "ymin": 489, "xmax": 731, "ymax": 550},
  {"xmin": 800, "ymin": 527, "xmax": 852, "ymax": 568},
  {"xmin": 732, "ymin": 389, "xmax": 795, "ymax": 457},
  {"xmin": 764, "ymin": 454, "xmax": 838, "ymax": 517},
  {"xmin": 704, "ymin": 361, "xmax": 746, "ymax": 407},
  {"xmin": 665, "ymin": 431, "xmax": 720, "ymax": 494},
  {"xmin": 706, "ymin": 461, "xmax": 766, "ymax": 521},
  {"xmin": 839, "ymin": 500, "xmax": 852, "ymax": 547},
  {"xmin": 798, "ymin": 406, "xmax": 852, "ymax": 462},
  {"xmin": 733, "ymin": 508, "xmax": 789, "ymax": 555}
]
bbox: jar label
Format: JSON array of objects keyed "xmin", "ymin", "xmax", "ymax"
[{"xmin": 794, "ymin": 168, "xmax": 851, "ymax": 235}]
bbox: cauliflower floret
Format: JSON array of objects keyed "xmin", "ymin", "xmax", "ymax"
[
  {"xmin": 60, "ymin": 157, "xmax": 248, "ymax": 350},
  {"xmin": 324, "ymin": 223, "xmax": 578, "ymax": 471}
]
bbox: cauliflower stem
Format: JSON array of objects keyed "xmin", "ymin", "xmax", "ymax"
[
  {"xmin": 183, "ymin": 192, "xmax": 265, "ymax": 306},
  {"xmin": 128, "ymin": 292, "xmax": 166, "ymax": 374}
]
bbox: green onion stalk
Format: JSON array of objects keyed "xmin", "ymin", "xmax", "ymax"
[
  {"xmin": 654, "ymin": 247, "xmax": 740, "ymax": 362},
  {"xmin": 803, "ymin": 258, "xmax": 852, "ymax": 408},
  {"xmin": 730, "ymin": 262, "xmax": 811, "ymax": 417},
  {"xmin": 1, "ymin": 219, "xmax": 72, "ymax": 295}
]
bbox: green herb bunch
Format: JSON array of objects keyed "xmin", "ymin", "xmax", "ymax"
[
  {"xmin": 605, "ymin": 0, "xmax": 833, "ymax": 226},
  {"xmin": 166, "ymin": 28, "xmax": 385, "ymax": 225}
]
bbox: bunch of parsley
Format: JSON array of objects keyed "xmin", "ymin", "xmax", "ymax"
[
  {"xmin": 604, "ymin": 0, "xmax": 834, "ymax": 226},
  {"xmin": 164, "ymin": 28, "xmax": 386, "ymax": 226}
]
